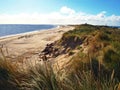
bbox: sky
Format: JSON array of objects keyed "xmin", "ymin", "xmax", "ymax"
[{"xmin": 0, "ymin": 0, "xmax": 120, "ymax": 25}]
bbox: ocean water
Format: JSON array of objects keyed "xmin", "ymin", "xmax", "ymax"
[{"xmin": 0, "ymin": 24, "xmax": 55, "ymax": 37}]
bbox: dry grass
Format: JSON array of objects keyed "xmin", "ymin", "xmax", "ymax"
[{"xmin": 0, "ymin": 54, "xmax": 119, "ymax": 90}]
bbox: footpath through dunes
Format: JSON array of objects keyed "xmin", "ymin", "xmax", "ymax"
[{"xmin": 0, "ymin": 26, "xmax": 75, "ymax": 67}]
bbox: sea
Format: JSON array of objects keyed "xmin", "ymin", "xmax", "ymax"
[
  {"xmin": 0, "ymin": 24, "xmax": 119, "ymax": 38},
  {"xmin": 0, "ymin": 24, "xmax": 56, "ymax": 37}
]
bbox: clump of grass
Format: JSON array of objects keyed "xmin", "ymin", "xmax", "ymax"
[
  {"xmin": 103, "ymin": 48, "xmax": 120, "ymax": 80},
  {"xmin": 0, "ymin": 49, "xmax": 20, "ymax": 90},
  {"xmin": 0, "ymin": 47, "xmax": 28, "ymax": 90},
  {"xmin": 65, "ymin": 56, "xmax": 119, "ymax": 90},
  {"xmin": 21, "ymin": 62, "xmax": 60, "ymax": 90}
]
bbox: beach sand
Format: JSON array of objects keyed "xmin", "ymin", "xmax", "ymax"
[{"xmin": 0, "ymin": 26, "xmax": 74, "ymax": 64}]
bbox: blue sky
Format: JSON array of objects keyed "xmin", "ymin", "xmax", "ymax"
[{"xmin": 0, "ymin": 0, "xmax": 120, "ymax": 25}]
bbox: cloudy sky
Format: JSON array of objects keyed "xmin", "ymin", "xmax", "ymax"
[{"xmin": 0, "ymin": 0, "xmax": 120, "ymax": 26}]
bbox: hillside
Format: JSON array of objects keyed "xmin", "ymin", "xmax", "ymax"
[{"xmin": 42, "ymin": 24, "xmax": 120, "ymax": 79}]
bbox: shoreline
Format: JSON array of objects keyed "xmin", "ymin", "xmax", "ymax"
[{"xmin": 0, "ymin": 25, "xmax": 59, "ymax": 40}]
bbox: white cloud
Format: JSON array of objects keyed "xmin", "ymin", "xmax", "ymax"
[
  {"xmin": 97, "ymin": 11, "xmax": 106, "ymax": 18},
  {"xmin": 0, "ymin": 6, "xmax": 120, "ymax": 26},
  {"xmin": 60, "ymin": 6, "xmax": 75, "ymax": 15}
]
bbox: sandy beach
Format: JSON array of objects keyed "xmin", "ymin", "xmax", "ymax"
[{"xmin": 0, "ymin": 26, "xmax": 74, "ymax": 63}]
